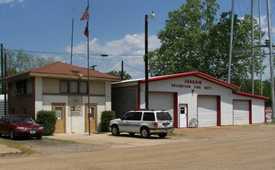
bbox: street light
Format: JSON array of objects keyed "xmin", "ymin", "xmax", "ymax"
[{"xmin": 144, "ymin": 11, "xmax": 155, "ymax": 110}]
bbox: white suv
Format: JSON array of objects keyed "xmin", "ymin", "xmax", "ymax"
[{"xmin": 109, "ymin": 110, "xmax": 174, "ymax": 138}]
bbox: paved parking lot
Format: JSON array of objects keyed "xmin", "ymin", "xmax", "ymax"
[{"xmin": 0, "ymin": 124, "xmax": 275, "ymax": 170}]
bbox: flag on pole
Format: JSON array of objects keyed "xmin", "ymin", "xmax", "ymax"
[
  {"xmin": 80, "ymin": 6, "xmax": 89, "ymax": 21},
  {"xmin": 84, "ymin": 22, "xmax": 89, "ymax": 38}
]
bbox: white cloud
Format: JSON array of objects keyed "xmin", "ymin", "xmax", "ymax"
[
  {"xmin": 0, "ymin": 0, "xmax": 24, "ymax": 4},
  {"xmin": 68, "ymin": 33, "xmax": 161, "ymax": 57},
  {"xmin": 66, "ymin": 33, "xmax": 161, "ymax": 78}
]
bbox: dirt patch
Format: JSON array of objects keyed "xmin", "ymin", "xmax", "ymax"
[
  {"xmin": 0, "ymin": 138, "xmax": 33, "ymax": 157},
  {"xmin": 1, "ymin": 125, "xmax": 275, "ymax": 170}
]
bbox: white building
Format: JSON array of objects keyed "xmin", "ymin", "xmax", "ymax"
[
  {"xmin": 112, "ymin": 71, "xmax": 268, "ymax": 128},
  {"xmin": 8, "ymin": 62, "xmax": 119, "ymax": 133}
]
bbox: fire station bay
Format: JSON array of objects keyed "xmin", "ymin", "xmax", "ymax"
[{"xmin": 112, "ymin": 71, "xmax": 268, "ymax": 128}]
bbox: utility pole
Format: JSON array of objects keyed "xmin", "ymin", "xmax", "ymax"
[
  {"xmin": 228, "ymin": 0, "xmax": 235, "ymax": 83},
  {"xmin": 258, "ymin": 0, "xmax": 264, "ymax": 95},
  {"xmin": 70, "ymin": 18, "xmax": 74, "ymax": 65},
  {"xmin": 0, "ymin": 44, "xmax": 3, "ymax": 96},
  {"xmin": 144, "ymin": 14, "xmax": 149, "ymax": 110},
  {"xmin": 266, "ymin": 0, "xmax": 275, "ymax": 119},
  {"xmin": 120, "ymin": 60, "xmax": 124, "ymax": 80},
  {"xmin": 251, "ymin": 0, "xmax": 255, "ymax": 95},
  {"xmin": 4, "ymin": 50, "xmax": 7, "ymax": 116}
]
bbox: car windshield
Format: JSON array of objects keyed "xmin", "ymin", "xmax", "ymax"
[
  {"xmin": 157, "ymin": 112, "xmax": 172, "ymax": 121},
  {"xmin": 9, "ymin": 116, "xmax": 34, "ymax": 123}
]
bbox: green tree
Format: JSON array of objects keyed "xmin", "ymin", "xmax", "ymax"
[
  {"xmin": 6, "ymin": 50, "xmax": 56, "ymax": 76},
  {"xmin": 108, "ymin": 70, "xmax": 132, "ymax": 80},
  {"xmin": 149, "ymin": 0, "xmax": 263, "ymax": 90}
]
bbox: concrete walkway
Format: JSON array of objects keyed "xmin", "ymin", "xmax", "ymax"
[{"xmin": 0, "ymin": 144, "xmax": 20, "ymax": 155}]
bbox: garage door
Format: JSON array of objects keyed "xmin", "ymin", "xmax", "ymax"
[
  {"xmin": 233, "ymin": 100, "xmax": 250, "ymax": 125},
  {"xmin": 198, "ymin": 96, "xmax": 217, "ymax": 127},
  {"xmin": 149, "ymin": 92, "xmax": 174, "ymax": 119}
]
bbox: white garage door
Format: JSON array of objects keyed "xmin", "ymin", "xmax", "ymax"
[
  {"xmin": 198, "ymin": 96, "xmax": 217, "ymax": 127},
  {"xmin": 233, "ymin": 100, "xmax": 249, "ymax": 125},
  {"xmin": 149, "ymin": 92, "xmax": 174, "ymax": 119}
]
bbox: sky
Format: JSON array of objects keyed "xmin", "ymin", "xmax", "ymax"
[{"xmin": 0, "ymin": 0, "xmax": 274, "ymax": 78}]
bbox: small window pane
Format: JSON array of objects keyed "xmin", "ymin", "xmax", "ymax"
[
  {"xmin": 143, "ymin": 112, "xmax": 155, "ymax": 121},
  {"xmin": 26, "ymin": 80, "xmax": 33, "ymax": 95},
  {"xmin": 125, "ymin": 112, "xmax": 142, "ymax": 121},
  {"xmin": 79, "ymin": 81, "xmax": 88, "ymax": 94},
  {"xmin": 60, "ymin": 81, "xmax": 68, "ymax": 93},
  {"xmin": 69, "ymin": 81, "xmax": 78, "ymax": 93},
  {"xmin": 157, "ymin": 112, "xmax": 172, "ymax": 121}
]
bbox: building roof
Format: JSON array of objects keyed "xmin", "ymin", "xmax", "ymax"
[
  {"xmin": 114, "ymin": 71, "xmax": 239, "ymax": 90},
  {"xmin": 233, "ymin": 91, "xmax": 269, "ymax": 100},
  {"xmin": 8, "ymin": 62, "xmax": 119, "ymax": 81},
  {"xmin": 113, "ymin": 71, "xmax": 268, "ymax": 100}
]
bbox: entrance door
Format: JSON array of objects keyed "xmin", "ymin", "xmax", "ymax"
[
  {"xmin": 179, "ymin": 104, "xmax": 188, "ymax": 128},
  {"xmin": 197, "ymin": 96, "xmax": 217, "ymax": 127},
  {"xmin": 70, "ymin": 106, "xmax": 83, "ymax": 134},
  {"xmin": 233, "ymin": 100, "xmax": 250, "ymax": 125},
  {"xmin": 85, "ymin": 104, "xmax": 97, "ymax": 133},
  {"xmin": 52, "ymin": 103, "xmax": 66, "ymax": 133}
]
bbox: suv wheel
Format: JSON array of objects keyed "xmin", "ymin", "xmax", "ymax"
[
  {"xmin": 158, "ymin": 133, "xmax": 167, "ymax": 138},
  {"xmin": 140, "ymin": 128, "xmax": 150, "ymax": 138},
  {"xmin": 111, "ymin": 125, "xmax": 120, "ymax": 136}
]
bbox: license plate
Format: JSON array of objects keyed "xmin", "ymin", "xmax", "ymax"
[{"xmin": 30, "ymin": 130, "xmax": 36, "ymax": 134}]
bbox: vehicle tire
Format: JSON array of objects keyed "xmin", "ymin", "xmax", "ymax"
[
  {"xmin": 111, "ymin": 125, "xmax": 120, "ymax": 136},
  {"xmin": 10, "ymin": 131, "xmax": 16, "ymax": 140},
  {"xmin": 129, "ymin": 132, "xmax": 135, "ymax": 137},
  {"xmin": 158, "ymin": 133, "xmax": 167, "ymax": 138},
  {"xmin": 36, "ymin": 135, "xmax": 42, "ymax": 140},
  {"xmin": 140, "ymin": 127, "xmax": 150, "ymax": 138}
]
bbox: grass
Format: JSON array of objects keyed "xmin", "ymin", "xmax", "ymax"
[{"xmin": 0, "ymin": 138, "xmax": 34, "ymax": 156}]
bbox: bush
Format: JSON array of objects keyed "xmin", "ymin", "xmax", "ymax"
[
  {"xmin": 100, "ymin": 111, "xmax": 116, "ymax": 132},
  {"xmin": 36, "ymin": 110, "xmax": 56, "ymax": 136}
]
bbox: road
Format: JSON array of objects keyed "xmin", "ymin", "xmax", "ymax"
[{"xmin": 0, "ymin": 125, "xmax": 275, "ymax": 170}]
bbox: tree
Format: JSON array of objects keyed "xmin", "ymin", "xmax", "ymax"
[
  {"xmin": 108, "ymin": 70, "xmax": 132, "ymax": 80},
  {"xmin": 148, "ymin": 0, "xmax": 263, "ymax": 92},
  {"xmin": 6, "ymin": 50, "xmax": 56, "ymax": 76}
]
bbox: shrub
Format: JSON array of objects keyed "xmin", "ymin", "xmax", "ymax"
[
  {"xmin": 100, "ymin": 111, "xmax": 116, "ymax": 132},
  {"xmin": 36, "ymin": 110, "xmax": 56, "ymax": 136}
]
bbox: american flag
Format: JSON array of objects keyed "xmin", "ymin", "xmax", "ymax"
[
  {"xmin": 84, "ymin": 22, "xmax": 89, "ymax": 38},
  {"xmin": 80, "ymin": 6, "xmax": 89, "ymax": 21}
]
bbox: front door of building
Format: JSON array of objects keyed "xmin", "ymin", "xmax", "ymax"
[
  {"xmin": 52, "ymin": 103, "xmax": 66, "ymax": 133},
  {"xmin": 85, "ymin": 104, "xmax": 97, "ymax": 133},
  {"xmin": 179, "ymin": 104, "xmax": 188, "ymax": 128}
]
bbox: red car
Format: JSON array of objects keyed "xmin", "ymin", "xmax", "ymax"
[{"xmin": 0, "ymin": 115, "xmax": 44, "ymax": 139}]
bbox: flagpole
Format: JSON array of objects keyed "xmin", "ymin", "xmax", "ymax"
[
  {"xmin": 70, "ymin": 18, "xmax": 74, "ymax": 65},
  {"xmin": 87, "ymin": 0, "xmax": 91, "ymax": 136}
]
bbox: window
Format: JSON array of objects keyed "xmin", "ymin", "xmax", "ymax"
[
  {"xmin": 69, "ymin": 81, "xmax": 78, "ymax": 93},
  {"xmin": 16, "ymin": 79, "xmax": 32, "ymax": 96},
  {"xmin": 157, "ymin": 112, "xmax": 172, "ymax": 121},
  {"xmin": 79, "ymin": 81, "xmax": 88, "ymax": 94},
  {"xmin": 60, "ymin": 80, "xmax": 68, "ymax": 93},
  {"xmin": 26, "ymin": 80, "xmax": 33, "ymax": 95},
  {"xmin": 143, "ymin": 112, "xmax": 155, "ymax": 121},
  {"xmin": 124, "ymin": 112, "xmax": 142, "ymax": 121}
]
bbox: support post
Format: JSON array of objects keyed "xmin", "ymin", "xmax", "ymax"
[
  {"xmin": 4, "ymin": 50, "xmax": 7, "ymax": 116},
  {"xmin": 120, "ymin": 60, "xmax": 124, "ymax": 80},
  {"xmin": 266, "ymin": 0, "xmax": 275, "ymax": 119},
  {"xmin": 144, "ymin": 14, "xmax": 149, "ymax": 110},
  {"xmin": 228, "ymin": 0, "xmax": 234, "ymax": 83},
  {"xmin": 70, "ymin": 18, "xmax": 74, "ymax": 65},
  {"xmin": 251, "ymin": 0, "xmax": 255, "ymax": 95}
]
